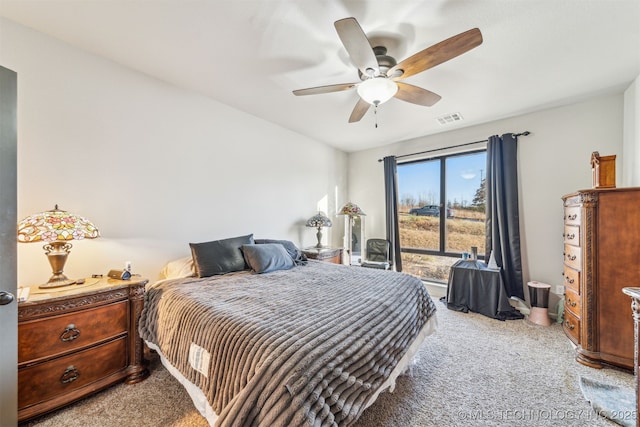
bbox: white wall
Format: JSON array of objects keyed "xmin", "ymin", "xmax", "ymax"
[
  {"xmin": 349, "ymin": 94, "xmax": 626, "ymax": 300},
  {"xmin": 623, "ymin": 76, "xmax": 640, "ymax": 186},
  {"xmin": 0, "ymin": 19, "xmax": 348, "ymax": 285}
]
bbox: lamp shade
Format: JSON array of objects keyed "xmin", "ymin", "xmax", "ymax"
[
  {"xmin": 305, "ymin": 212, "xmax": 332, "ymax": 228},
  {"xmin": 338, "ymin": 202, "xmax": 366, "ymax": 216},
  {"xmin": 17, "ymin": 205, "xmax": 99, "ymax": 288},
  {"xmin": 18, "ymin": 205, "xmax": 100, "ymax": 243},
  {"xmin": 357, "ymin": 77, "xmax": 398, "ymax": 105}
]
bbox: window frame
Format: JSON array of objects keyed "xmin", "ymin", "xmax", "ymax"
[{"xmin": 398, "ymin": 148, "xmax": 487, "ymax": 261}]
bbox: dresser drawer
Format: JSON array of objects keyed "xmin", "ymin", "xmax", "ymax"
[
  {"xmin": 564, "ymin": 206, "xmax": 581, "ymax": 225},
  {"xmin": 563, "ymin": 266, "xmax": 580, "ymax": 294},
  {"xmin": 19, "ymin": 300, "xmax": 128, "ymax": 364},
  {"xmin": 18, "ymin": 337, "xmax": 127, "ymax": 409},
  {"xmin": 564, "ymin": 244, "xmax": 581, "ymax": 271},
  {"xmin": 563, "ymin": 310, "xmax": 580, "ymax": 344},
  {"xmin": 563, "ymin": 225, "xmax": 580, "ymax": 247},
  {"xmin": 564, "ymin": 288, "xmax": 581, "ymax": 318}
]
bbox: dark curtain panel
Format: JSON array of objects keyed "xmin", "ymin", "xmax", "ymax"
[
  {"xmin": 486, "ymin": 133, "xmax": 524, "ymax": 300},
  {"xmin": 383, "ymin": 156, "xmax": 402, "ymax": 271}
]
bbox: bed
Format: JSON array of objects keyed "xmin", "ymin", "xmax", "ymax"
[{"xmin": 138, "ymin": 235, "xmax": 437, "ymax": 427}]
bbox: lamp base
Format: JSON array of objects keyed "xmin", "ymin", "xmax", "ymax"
[
  {"xmin": 315, "ymin": 227, "xmax": 323, "ymax": 248},
  {"xmin": 40, "ymin": 241, "xmax": 76, "ymax": 289},
  {"xmin": 39, "ymin": 278, "xmax": 77, "ymax": 289}
]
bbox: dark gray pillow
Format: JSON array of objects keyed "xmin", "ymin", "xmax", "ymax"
[
  {"xmin": 242, "ymin": 243, "xmax": 294, "ymax": 274},
  {"xmin": 189, "ymin": 234, "xmax": 254, "ymax": 277}
]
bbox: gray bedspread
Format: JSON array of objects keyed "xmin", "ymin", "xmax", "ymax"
[{"xmin": 139, "ymin": 261, "xmax": 436, "ymax": 427}]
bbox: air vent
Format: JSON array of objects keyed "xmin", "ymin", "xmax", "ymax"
[{"xmin": 437, "ymin": 112, "xmax": 464, "ymax": 126}]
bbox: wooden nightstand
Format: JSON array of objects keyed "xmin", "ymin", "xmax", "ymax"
[
  {"xmin": 302, "ymin": 247, "xmax": 343, "ymax": 264},
  {"xmin": 18, "ymin": 277, "xmax": 149, "ymax": 422}
]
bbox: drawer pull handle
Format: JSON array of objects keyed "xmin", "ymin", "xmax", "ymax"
[
  {"xmin": 60, "ymin": 324, "xmax": 80, "ymax": 342},
  {"xmin": 566, "ymin": 233, "xmax": 575, "ymax": 240},
  {"xmin": 564, "ymin": 320, "xmax": 575, "ymax": 330},
  {"xmin": 566, "ymin": 254, "xmax": 577, "ymax": 261},
  {"xmin": 567, "ymin": 214, "xmax": 577, "ymax": 220},
  {"xmin": 567, "ymin": 298, "xmax": 577, "ymax": 307},
  {"xmin": 60, "ymin": 365, "xmax": 80, "ymax": 384},
  {"xmin": 565, "ymin": 276, "xmax": 574, "ymax": 284}
]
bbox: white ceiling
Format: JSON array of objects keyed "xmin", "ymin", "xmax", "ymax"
[{"xmin": 1, "ymin": 0, "xmax": 639, "ymax": 152}]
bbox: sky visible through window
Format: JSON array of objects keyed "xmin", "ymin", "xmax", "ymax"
[{"xmin": 398, "ymin": 152, "xmax": 486, "ymax": 207}]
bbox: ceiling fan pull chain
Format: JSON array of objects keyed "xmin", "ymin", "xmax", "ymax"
[{"xmin": 374, "ymin": 104, "xmax": 378, "ymax": 128}]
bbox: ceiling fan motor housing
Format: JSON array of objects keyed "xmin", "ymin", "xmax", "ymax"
[{"xmin": 358, "ymin": 46, "xmax": 397, "ymax": 80}]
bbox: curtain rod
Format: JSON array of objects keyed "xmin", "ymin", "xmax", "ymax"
[{"xmin": 377, "ymin": 131, "xmax": 531, "ymax": 162}]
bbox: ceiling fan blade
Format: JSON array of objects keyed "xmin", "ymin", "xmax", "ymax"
[
  {"xmin": 394, "ymin": 82, "xmax": 441, "ymax": 106},
  {"xmin": 349, "ymin": 98, "xmax": 371, "ymax": 123},
  {"xmin": 388, "ymin": 28, "xmax": 483, "ymax": 80},
  {"xmin": 293, "ymin": 83, "xmax": 358, "ymax": 96},
  {"xmin": 334, "ymin": 17, "xmax": 379, "ymax": 77}
]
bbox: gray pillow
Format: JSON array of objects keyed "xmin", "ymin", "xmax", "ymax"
[
  {"xmin": 190, "ymin": 234, "xmax": 254, "ymax": 277},
  {"xmin": 242, "ymin": 243, "xmax": 294, "ymax": 274},
  {"xmin": 255, "ymin": 239, "xmax": 307, "ymax": 265}
]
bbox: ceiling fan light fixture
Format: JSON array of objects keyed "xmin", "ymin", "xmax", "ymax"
[{"xmin": 357, "ymin": 77, "xmax": 398, "ymax": 105}]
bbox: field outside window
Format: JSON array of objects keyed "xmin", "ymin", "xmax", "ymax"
[{"xmin": 398, "ymin": 150, "xmax": 487, "ymax": 283}]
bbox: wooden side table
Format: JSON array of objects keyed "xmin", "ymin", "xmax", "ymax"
[
  {"xmin": 302, "ymin": 247, "xmax": 343, "ymax": 264},
  {"xmin": 18, "ymin": 276, "xmax": 149, "ymax": 422}
]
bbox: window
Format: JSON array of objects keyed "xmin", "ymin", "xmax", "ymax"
[{"xmin": 397, "ymin": 150, "xmax": 487, "ymax": 283}]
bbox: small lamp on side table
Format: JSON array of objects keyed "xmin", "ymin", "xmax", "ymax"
[
  {"xmin": 17, "ymin": 205, "xmax": 100, "ymax": 288},
  {"xmin": 305, "ymin": 212, "xmax": 332, "ymax": 248}
]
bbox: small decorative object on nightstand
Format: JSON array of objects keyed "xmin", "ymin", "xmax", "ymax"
[
  {"xmin": 302, "ymin": 247, "xmax": 343, "ymax": 264},
  {"xmin": 17, "ymin": 276, "xmax": 149, "ymax": 422},
  {"xmin": 305, "ymin": 211, "xmax": 332, "ymax": 248},
  {"xmin": 17, "ymin": 205, "xmax": 100, "ymax": 288}
]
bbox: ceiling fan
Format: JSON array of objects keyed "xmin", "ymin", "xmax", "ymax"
[{"xmin": 293, "ymin": 17, "xmax": 483, "ymax": 123}]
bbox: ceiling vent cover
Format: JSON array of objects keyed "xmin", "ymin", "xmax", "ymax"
[{"xmin": 437, "ymin": 112, "xmax": 464, "ymax": 125}]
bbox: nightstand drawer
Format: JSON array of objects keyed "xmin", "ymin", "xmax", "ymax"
[
  {"xmin": 565, "ymin": 288, "xmax": 581, "ymax": 318},
  {"xmin": 19, "ymin": 300, "xmax": 128, "ymax": 364},
  {"xmin": 563, "ymin": 310, "xmax": 580, "ymax": 344},
  {"xmin": 302, "ymin": 248, "xmax": 342, "ymax": 264},
  {"xmin": 562, "ymin": 266, "xmax": 580, "ymax": 295},
  {"xmin": 18, "ymin": 337, "xmax": 127, "ymax": 409}
]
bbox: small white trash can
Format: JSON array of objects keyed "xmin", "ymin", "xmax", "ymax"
[{"xmin": 527, "ymin": 281, "xmax": 551, "ymax": 326}]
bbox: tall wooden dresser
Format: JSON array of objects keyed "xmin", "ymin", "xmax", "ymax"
[{"xmin": 562, "ymin": 188, "xmax": 640, "ymax": 371}]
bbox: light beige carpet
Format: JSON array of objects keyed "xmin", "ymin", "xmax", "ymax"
[{"xmin": 21, "ymin": 300, "xmax": 634, "ymax": 427}]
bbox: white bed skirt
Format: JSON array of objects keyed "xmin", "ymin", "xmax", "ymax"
[{"xmin": 145, "ymin": 313, "xmax": 438, "ymax": 426}]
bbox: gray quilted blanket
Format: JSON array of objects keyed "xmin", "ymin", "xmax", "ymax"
[{"xmin": 139, "ymin": 261, "xmax": 436, "ymax": 427}]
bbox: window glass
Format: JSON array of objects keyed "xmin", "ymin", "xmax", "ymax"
[
  {"xmin": 445, "ymin": 153, "xmax": 486, "ymax": 254},
  {"xmin": 400, "ymin": 253, "xmax": 460, "ymax": 283},
  {"xmin": 398, "ymin": 160, "xmax": 440, "ymax": 251},
  {"xmin": 397, "ymin": 150, "xmax": 487, "ymax": 283}
]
